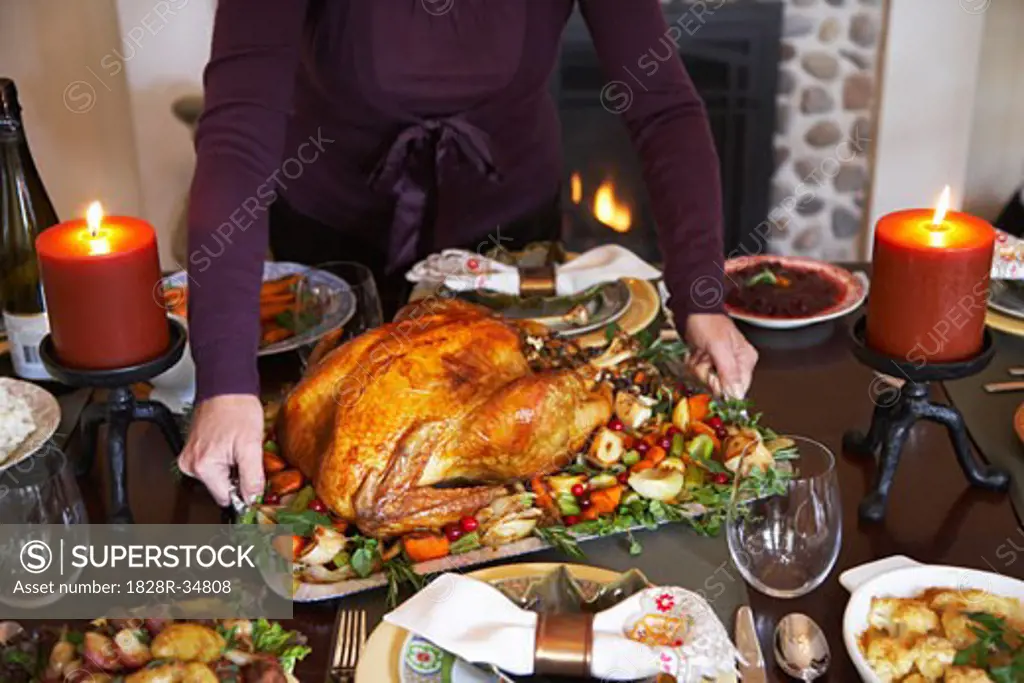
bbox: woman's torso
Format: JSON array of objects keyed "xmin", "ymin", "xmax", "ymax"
[{"xmin": 280, "ymin": 0, "xmax": 574, "ymax": 254}]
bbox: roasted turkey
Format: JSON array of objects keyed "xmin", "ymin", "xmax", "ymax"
[{"xmin": 277, "ymin": 298, "xmax": 613, "ymax": 538}]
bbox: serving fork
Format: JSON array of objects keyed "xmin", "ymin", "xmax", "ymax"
[{"xmin": 329, "ymin": 609, "xmax": 367, "ymax": 683}]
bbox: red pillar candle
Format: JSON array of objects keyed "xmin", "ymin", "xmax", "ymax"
[
  {"xmin": 36, "ymin": 202, "xmax": 169, "ymax": 369},
  {"xmin": 866, "ymin": 188, "xmax": 994, "ymax": 363}
]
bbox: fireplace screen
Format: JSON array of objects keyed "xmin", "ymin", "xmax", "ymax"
[{"xmin": 557, "ymin": 2, "xmax": 783, "ymax": 264}]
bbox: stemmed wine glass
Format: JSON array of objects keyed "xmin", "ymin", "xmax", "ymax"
[
  {"xmin": 0, "ymin": 444, "xmax": 87, "ymax": 524},
  {"xmin": 726, "ymin": 436, "xmax": 842, "ymax": 599}
]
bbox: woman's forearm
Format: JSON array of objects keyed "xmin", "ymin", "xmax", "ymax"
[
  {"xmin": 581, "ymin": 0, "xmax": 725, "ymax": 324},
  {"xmin": 187, "ymin": 0, "xmax": 309, "ymax": 401}
]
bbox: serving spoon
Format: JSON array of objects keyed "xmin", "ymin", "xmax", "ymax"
[{"xmin": 773, "ymin": 613, "xmax": 830, "ymax": 681}]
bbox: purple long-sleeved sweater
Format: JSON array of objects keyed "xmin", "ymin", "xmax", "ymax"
[{"xmin": 187, "ymin": 0, "xmax": 724, "ymax": 402}]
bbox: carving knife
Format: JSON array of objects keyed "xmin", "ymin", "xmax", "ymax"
[{"xmin": 735, "ymin": 606, "xmax": 767, "ymax": 683}]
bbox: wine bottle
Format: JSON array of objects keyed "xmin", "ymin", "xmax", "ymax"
[{"xmin": 0, "ymin": 78, "xmax": 59, "ymax": 379}]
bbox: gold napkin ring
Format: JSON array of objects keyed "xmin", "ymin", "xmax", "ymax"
[
  {"xmin": 533, "ymin": 613, "xmax": 594, "ymax": 677},
  {"xmin": 519, "ymin": 266, "xmax": 557, "ymax": 297}
]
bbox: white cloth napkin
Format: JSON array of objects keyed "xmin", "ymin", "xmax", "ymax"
[
  {"xmin": 383, "ymin": 573, "xmax": 738, "ymax": 681},
  {"xmin": 405, "ymin": 245, "xmax": 662, "ymax": 295}
]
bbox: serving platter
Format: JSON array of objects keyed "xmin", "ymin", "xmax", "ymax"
[
  {"xmin": 162, "ymin": 261, "xmax": 356, "ymax": 356},
  {"xmin": 0, "ymin": 377, "xmax": 61, "ymax": 472},
  {"xmin": 723, "ymin": 255, "xmax": 867, "ymax": 330}
]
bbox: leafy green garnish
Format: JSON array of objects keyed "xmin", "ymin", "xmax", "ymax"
[
  {"xmin": 533, "ymin": 526, "xmax": 586, "ymax": 560},
  {"xmin": 383, "ymin": 555, "xmax": 427, "ymax": 608},
  {"xmin": 2, "ymin": 648, "xmax": 34, "ymax": 670},
  {"xmin": 275, "ymin": 509, "xmax": 332, "ymax": 536},
  {"xmin": 746, "ymin": 268, "xmax": 778, "ymax": 287},
  {"xmin": 636, "ymin": 338, "xmax": 688, "ymax": 366},
  {"xmin": 449, "ymin": 532, "xmax": 482, "ymax": 555},
  {"xmin": 251, "ymin": 618, "xmax": 311, "ymax": 674},
  {"xmin": 954, "ymin": 612, "xmax": 1024, "ymax": 680},
  {"xmin": 348, "ymin": 536, "xmax": 380, "ymax": 578}
]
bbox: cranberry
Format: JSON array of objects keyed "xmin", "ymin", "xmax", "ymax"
[
  {"xmin": 715, "ymin": 427, "xmax": 728, "ymax": 441},
  {"xmin": 263, "ymin": 492, "xmax": 281, "ymax": 506},
  {"xmin": 579, "ymin": 495, "xmax": 593, "ymax": 510},
  {"xmin": 608, "ymin": 418, "xmax": 625, "ymax": 432},
  {"xmin": 460, "ymin": 516, "xmax": 479, "ymax": 533},
  {"xmin": 665, "ymin": 425, "xmax": 680, "ymax": 437},
  {"xmin": 563, "ymin": 515, "xmax": 581, "ymax": 526},
  {"xmin": 677, "ymin": 384, "xmax": 693, "ymax": 397},
  {"xmin": 617, "ymin": 472, "xmax": 630, "ymax": 485},
  {"xmin": 635, "ymin": 442, "xmax": 650, "ymax": 455},
  {"xmin": 711, "ymin": 473, "xmax": 730, "ymax": 485},
  {"xmin": 657, "ymin": 436, "xmax": 672, "ymax": 450},
  {"xmin": 307, "ymin": 498, "xmax": 328, "ymax": 513},
  {"xmin": 570, "ymin": 483, "xmax": 587, "ymax": 498},
  {"xmin": 444, "ymin": 524, "xmax": 464, "ymax": 542},
  {"xmin": 706, "ymin": 416, "xmax": 724, "ymax": 430}
]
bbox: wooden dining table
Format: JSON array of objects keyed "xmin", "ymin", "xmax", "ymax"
[{"xmin": 15, "ymin": 305, "xmax": 1024, "ymax": 682}]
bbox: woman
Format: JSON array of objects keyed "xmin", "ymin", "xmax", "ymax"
[{"xmin": 179, "ymin": 0, "xmax": 758, "ymax": 506}]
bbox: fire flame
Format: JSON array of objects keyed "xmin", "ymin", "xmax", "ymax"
[
  {"xmin": 86, "ymin": 201, "xmax": 104, "ymax": 237},
  {"xmin": 593, "ymin": 180, "xmax": 632, "ymax": 233},
  {"xmin": 932, "ymin": 186, "xmax": 951, "ymax": 225},
  {"xmin": 570, "ymin": 173, "xmax": 582, "ymax": 205}
]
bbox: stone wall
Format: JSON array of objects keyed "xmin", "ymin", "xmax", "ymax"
[{"xmin": 757, "ymin": 0, "xmax": 885, "ymax": 259}]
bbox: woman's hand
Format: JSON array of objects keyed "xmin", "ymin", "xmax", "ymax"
[
  {"xmin": 178, "ymin": 394, "xmax": 265, "ymax": 506},
  {"xmin": 684, "ymin": 313, "xmax": 758, "ymax": 399}
]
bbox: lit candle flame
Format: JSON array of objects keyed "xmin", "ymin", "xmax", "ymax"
[
  {"xmin": 570, "ymin": 173, "xmax": 582, "ymax": 205},
  {"xmin": 86, "ymin": 201, "xmax": 104, "ymax": 238},
  {"xmin": 932, "ymin": 186, "xmax": 951, "ymax": 226}
]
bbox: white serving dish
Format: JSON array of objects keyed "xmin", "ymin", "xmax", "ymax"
[{"xmin": 840, "ymin": 555, "xmax": 1024, "ymax": 682}]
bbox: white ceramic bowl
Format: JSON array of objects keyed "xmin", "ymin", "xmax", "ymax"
[{"xmin": 840, "ymin": 555, "xmax": 1024, "ymax": 682}]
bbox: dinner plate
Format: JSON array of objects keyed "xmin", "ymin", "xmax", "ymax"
[
  {"xmin": 723, "ymin": 256, "xmax": 868, "ymax": 330},
  {"xmin": 162, "ymin": 262, "xmax": 356, "ymax": 356},
  {"xmin": 459, "ymin": 280, "xmax": 633, "ymax": 337},
  {"xmin": 356, "ymin": 564, "xmax": 622, "ymax": 683},
  {"xmin": 357, "ymin": 563, "xmax": 736, "ymax": 683},
  {"xmin": 988, "ymin": 280, "xmax": 1024, "ymax": 321},
  {"xmin": 840, "ymin": 555, "xmax": 1024, "ymax": 682},
  {"xmin": 0, "ymin": 378, "xmax": 61, "ymax": 473},
  {"xmin": 572, "ymin": 278, "xmax": 662, "ymax": 349}
]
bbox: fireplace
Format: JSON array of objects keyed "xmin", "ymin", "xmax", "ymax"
[{"xmin": 557, "ymin": 1, "xmax": 784, "ymax": 264}]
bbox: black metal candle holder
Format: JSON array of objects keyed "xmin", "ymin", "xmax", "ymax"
[
  {"xmin": 843, "ymin": 315, "xmax": 1010, "ymax": 522},
  {"xmin": 40, "ymin": 319, "xmax": 187, "ymax": 523}
]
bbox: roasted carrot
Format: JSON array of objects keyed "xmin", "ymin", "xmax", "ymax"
[
  {"xmin": 630, "ymin": 459, "xmax": 656, "ymax": 474},
  {"xmin": 589, "ymin": 485, "xmax": 623, "ymax": 514},
  {"xmin": 268, "ymin": 469, "xmax": 304, "ymax": 496},
  {"xmin": 403, "ymin": 532, "xmax": 451, "ymax": 563},
  {"xmin": 332, "ymin": 519, "xmax": 349, "ymax": 534},
  {"xmin": 291, "ymin": 535, "xmax": 307, "ymax": 558},
  {"xmin": 259, "ymin": 292, "xmax": 297, "ymax": 307},
  {"xmin": 531, "ymin": 476, "xmax": 556, "ymax": 514},
  {"xmin": 688, "ymin": 394, "xmax": 712, "ymax": 423},
  {"xmin": 687, "ymin": 421, "xmax": 722, "ymax": 454},
  {"xmin": 260, "ymin": 274, "xmax": 301, "ymax": 297},
  {"xmin": 261, "ymin": 326, "xmax": 293, "ymax": 345},
  {"xmin": 260, "ymin": 302, "xmax": 294, "ymax": 321},
  {"xmin": 646, "ymin": 445, "xmax": 668, "ymax": 466},
  {"xmin": 263, "ymin": 450, "xmax": 287, "ymax": 473}
]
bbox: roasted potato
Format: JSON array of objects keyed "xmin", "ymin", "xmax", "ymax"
[
  {"xmin": 125, "ymin": 662, "xmax": 185, "ymax": 683},
  {"xmin": 84, "ymin": 631, "xmax": 124, "ymax": 672},
  {"xmin": 115, "ymin": 628, "xmax": 153, "ymax": 668},
  {"xmin": 182, "ymin": 663, "xmax": 219, "ymax": 683},
  {"xmin": 151, "ymin": 623, "xmax": 225, "ymax": 663}
]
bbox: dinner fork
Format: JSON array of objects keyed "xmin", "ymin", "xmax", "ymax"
[{"xmin": 330, "ymin": 609, "xmax": 367, "ymax": 683}]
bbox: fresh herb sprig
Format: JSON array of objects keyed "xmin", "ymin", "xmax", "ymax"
[{"xmin": 954, "ymin": 612, "xmax": 1024, "ymax": 682}]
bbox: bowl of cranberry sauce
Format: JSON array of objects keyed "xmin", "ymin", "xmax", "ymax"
[{"xmin": 723, "ymin": 256, "xmax": 867, "ymax": 329}]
